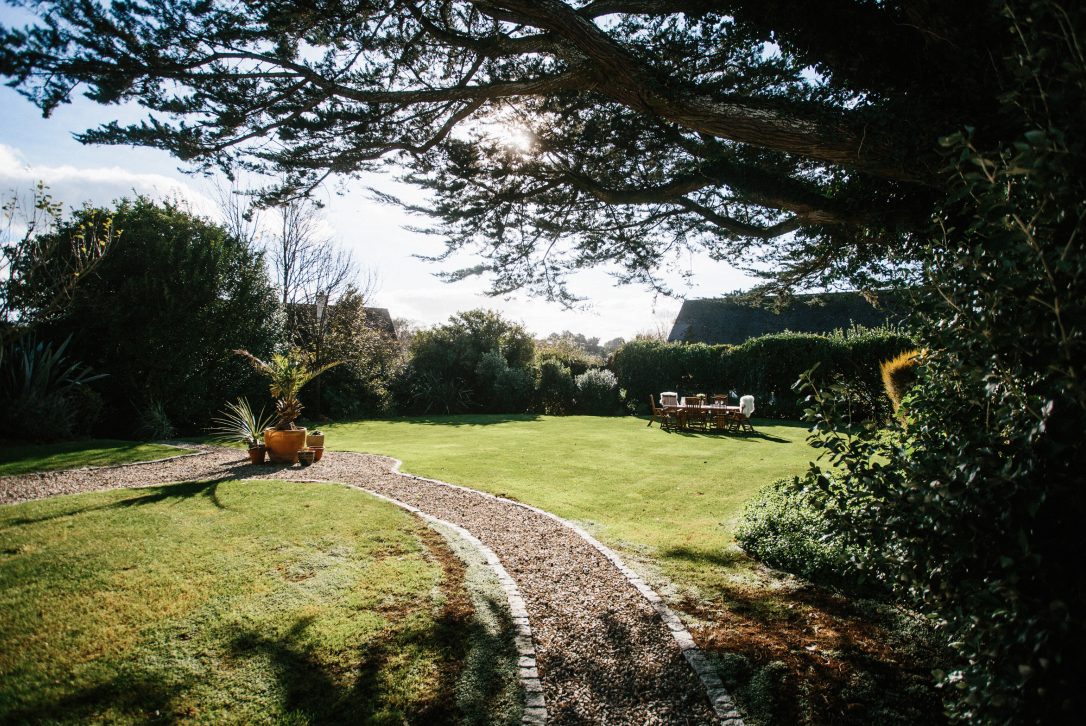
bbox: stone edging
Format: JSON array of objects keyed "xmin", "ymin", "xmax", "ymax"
[
  {"xmin": 282, "ymin": 477, "xmax": 548, "ymax": 726},
  {"xmin": 386, "ymin": 458, "xmax": 745, "ymax": 726}
]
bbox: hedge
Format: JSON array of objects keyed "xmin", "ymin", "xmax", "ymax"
[{"xmin": 611, "ymin": 326, "xmax": 914, "ymax": 419}]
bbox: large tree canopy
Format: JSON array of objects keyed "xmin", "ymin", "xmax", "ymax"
[{"xmin": 1, "ymin": 0, "xmax": 1003, "ymax": 298}]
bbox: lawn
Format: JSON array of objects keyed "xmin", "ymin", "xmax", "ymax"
[
  {"xmin": 321, "ymin": 414, "xmax": 814, "ymax": 595},
  {"xmin": 322, "ymin": 414, "xmax": 944, "ymax": 725},
  {"xmin": 0, "ymin": 479, "xmax": 520, "ymax": 724},
  {"xmin": 0, "ymin": 439, "xmax": 186, "ymax": 477}
]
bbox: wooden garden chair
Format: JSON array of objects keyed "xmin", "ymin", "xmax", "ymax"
[
  {"xmin": 683, "ymin": 398, "xmax": 708, "ymax": 431},
  {"xmin": 729, "ymin": 395, "xmax": 756, "ymax": 433},
  {"xmin": 647, "ymin": 395, "xmax": 677, "ymax": 431}
]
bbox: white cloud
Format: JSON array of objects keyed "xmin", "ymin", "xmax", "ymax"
[{"xmin": 0, "ymin": 143, "xmax": 218, "ymax": 218}]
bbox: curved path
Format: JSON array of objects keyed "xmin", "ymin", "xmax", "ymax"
[{"xmin": 1, "ymin": 448, "xmax": 742, "ymax": 725}]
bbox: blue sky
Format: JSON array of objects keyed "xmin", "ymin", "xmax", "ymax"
[{"xmin": 0, "ymin": 8, "xmax": 755, "ymax": 340}]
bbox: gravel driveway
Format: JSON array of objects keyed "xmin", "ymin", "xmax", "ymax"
[{"xmin": 1, "ymin": 447, "xmax": 725, "ymax": 725}]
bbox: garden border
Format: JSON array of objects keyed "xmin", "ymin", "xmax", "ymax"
[{"xmin": 385, "ymin": 457, "xmax": 745, "ymax": 726}]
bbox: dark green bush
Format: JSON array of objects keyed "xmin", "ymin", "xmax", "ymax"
[
  {"xmin": 573, "ymin": 368, "xmax": 620, "ymax": 415},
  {"xmin": 735, "ymin": 478, "xmax": 891, "ymax": 599},
  {"xmin": 0, "ymin": 335, "xmax": 106, "ymax": 441},
  {"xmin": 298, "ymin": 288, "xmax": 403, "ymax": 419},
  {"xmin": 35, "ymin": 197, "xmax": 280, "ymax": 435},
  {"xmin": 789, "ymin": 5, "xmax": 1086, "ymax": 721},
  {"xmin": 401, "ymin": 309, "xmax": 535, "ymax": 414},
  {"xmin": 536, "ymin": 359, "xmax": 575, "ymax": 415}
]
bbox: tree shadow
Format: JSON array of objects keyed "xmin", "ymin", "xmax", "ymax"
[
  {"xmin": 659, "ymin": 545, "xmax": 747, "ymax": 569},
  {"xmin": 683, "ymin": 579, "xmax": 948, "ymax": 726},
  {"xmin": 0, "ymin": 664, "xmax": 193, "ymax": 724}
]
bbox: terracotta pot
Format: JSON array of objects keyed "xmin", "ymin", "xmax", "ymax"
[
  {"xmin": 264, "ymin": 427, "xmax": 307, "ymax": 464},
  {"xmin": 247, "ymin": 444, "xmax": 267, "ymax": 465},
  {"xmin": 311, "ymin": 446, "xmax": 324, "ymax": 462},
  {"xmin": 306, "ymin": 433, "xmax": 325, "ymax": 448},
  {"xmin": 298, "ymin": 449, "xmax": 315, "ymax": 466}
]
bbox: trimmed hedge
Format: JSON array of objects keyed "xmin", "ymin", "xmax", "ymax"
[{"xmin": 611, "ymin": 326, "xmax": 914, "ymax": 419}]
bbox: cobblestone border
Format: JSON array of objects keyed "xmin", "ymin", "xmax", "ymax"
[
  {"xmin": 282, "ymin": 477, "xmax": 547, "ymax": 726},
  {"xmin": 387, "ymin": 459, "xmax": 745, "ymax": 726}
]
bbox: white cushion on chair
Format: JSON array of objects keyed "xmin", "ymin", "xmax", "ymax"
[{"xmin": 740, "ymin": 395, "xmax": 755, "ymax": 416}]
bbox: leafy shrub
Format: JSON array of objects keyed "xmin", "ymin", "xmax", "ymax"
[
  {"xmin": 536, "ymin": 341, "xmax": 603, "ymax": 377},
  {"xmin": 536, "ymin": 359, "xmax": 575, "ymax": 415},
  {"xmin": 34, "ymin": 196, "xmax": 280, "ymax": 435},
  {"xmin": 0, "ymin": 335, "xmax": 106, "ymax": 441},
  {"xmin": 136, "ymin": 400, "xmax": 175, "ymax": 440},
  {"xmin": 573, "ymin": 368, "xmax": 620, "ymax": 415},
  {"xmin": 402, "ymin": 309, "xmax": 535, "ymax": 414},
  {"xmin": 736, "ymin": 478, "xmax": 891, "ymax": 599},
  {"xmin": 299, "ymin": 288, "xmax": 403, "ymax": 419}
]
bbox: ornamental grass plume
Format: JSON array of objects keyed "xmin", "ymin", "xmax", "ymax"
[{"xmin": 880, "ymin": 349, "xmax": 922, "ymax": 414}]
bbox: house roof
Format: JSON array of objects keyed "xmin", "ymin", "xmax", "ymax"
[
  {"xmin": 362, "ymin": 307, "xmax": 396, "ymax": 336},
  {"xmin": 668, "ymin": 291, "xmax": 907, "ymax": 345}
]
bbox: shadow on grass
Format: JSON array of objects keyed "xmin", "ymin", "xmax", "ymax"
[
  {"xmin": 684, "ymin": 580, "xmax": 948, "ymax": 726},
  {"xmin": 659, "ymin": 545, "xmax": 748, "ymax": 569},
  {"xmin": 0, "ymin": 665, "xmax": 194, "ymax": 724}
]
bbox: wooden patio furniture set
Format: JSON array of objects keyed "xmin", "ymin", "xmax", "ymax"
[{"xmin": 648, "ymin": 392, "xmax": 756, "ymax": 433}]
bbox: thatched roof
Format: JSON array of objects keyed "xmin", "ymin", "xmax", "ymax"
[{"xmin": 668, "ymin": 291, "xmax": 907, "ymax": 345}]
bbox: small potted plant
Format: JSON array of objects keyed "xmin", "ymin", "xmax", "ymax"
[
  {"xmin": 307, "ymin": 429, "xmax": 325, "ymax": 462},
  {"xmin": 210, "ymin": 397, "xmax": 277, "ymax": 464},
  {"xmin": 236, "ymin": 348, "xmax": 340, "ymax": 464},
  {"xmin": 298, "ymin": 447, "xmax": 315, "ymax": 466}
]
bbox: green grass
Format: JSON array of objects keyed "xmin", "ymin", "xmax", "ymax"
[
  {"xmin": 321, "ymin": 414, "xmax": 815, "ymax": 595},
  {"xmin": 0, "ymin": 479, "xmax": 516, "ymax": 724},
  {"xmin": 0, "ymin": 439, "xmax": 185, "ymax": 477}
]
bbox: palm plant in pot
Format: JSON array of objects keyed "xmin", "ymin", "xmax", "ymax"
[
  {"xmin": 211, "ymin": 396, "xmax": 277, "ymax": 463},
  {"xmin": 236, "ymin": 349, "xmax": 340, "ymax": 464}
]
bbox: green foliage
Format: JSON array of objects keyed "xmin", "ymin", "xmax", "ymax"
[
  {"xmin": 536, "ymin": 359, "xmax": 576, "ymax": 415},
  {"xmin": 736, "ymin": 478, "xmax": 891, "ymax": 599},
  {"xmin": 0, "ymin": 335, "xmax": 106, "ymax": 441},
  {"xmin": 35, "ymin": 197, "xmax": 281, "ymax": 435},
  {"xmin": 401, "ymin": 309, "xmax": 535, "ymax": 414},
  {"xmin": 302, "ymin": 288, "xmax": 403, "ymax": 419},
  {"xmin": 611, "ymin": 326, "xmax": 914, "ymax": 419},
  {"xmin": 0, "ymin": 439, "xmax": 184, "ymax": 476},
  {"xmin": 210, "ymin": 397, "xmax": 277, "ymax": 448},
  {"xmin": 573, "ymin": 368, "xmax": 621, "ymax": 416},
  {"xmin": 135, "ymin": 400, "xmax": 175, "ymax": 440},
  {"xmin": 786, "ymin": 4, "xmax": 1086, "ymax": 721},
  {"xmin": 536, "ymin": 340, "xmax": 604, "ymax": 377}
]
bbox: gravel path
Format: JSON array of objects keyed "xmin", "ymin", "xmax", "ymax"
[{"xmin": 1, "ymin": 448, "xmax": 724, "ymax": 725}]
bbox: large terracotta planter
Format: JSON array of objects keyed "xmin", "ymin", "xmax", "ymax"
[{"xmin": 264, "ymin": 427, "xmax": 307, "ymax": 464}]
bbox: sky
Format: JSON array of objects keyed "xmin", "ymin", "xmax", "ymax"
[{"xmin": 0, "ymin": 12, "xmax": 757, "ymax": 341}]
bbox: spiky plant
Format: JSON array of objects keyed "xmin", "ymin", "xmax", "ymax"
[
  {"xmin": 210, "ymin": 396, "xmax": 277, "ymax": 448},
  {"xmin": 236, "ymin": 349, "xmax": 341, "ymax": 429}
]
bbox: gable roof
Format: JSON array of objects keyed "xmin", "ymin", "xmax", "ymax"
[
  {"xmin": 362, "ymin": 307, "xmax": 396, "ymax": 336},
  {"xmin": 668, "ymin": 291, "xmax": 907, "ymax": 345}
]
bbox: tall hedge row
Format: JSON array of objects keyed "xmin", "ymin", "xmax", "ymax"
[{"xmin": 611, "ymin": 327, "xmax": 914, "ymax": 419}]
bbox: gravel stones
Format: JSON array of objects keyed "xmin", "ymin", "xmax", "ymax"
[{"xmin": 1, "ymin": 448, "xmax": 724, "ymax": 725}]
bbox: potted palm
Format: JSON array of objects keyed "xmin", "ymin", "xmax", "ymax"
[
  {"xmin": 236, "ymin": 349, "xmax": 340, "ymax": 464},
  {"xmin": 211, "ymin": 396, "xmax": 277, "ymax": 463}
]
